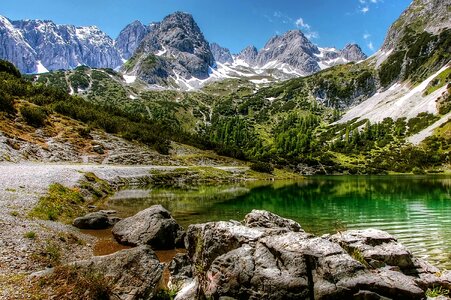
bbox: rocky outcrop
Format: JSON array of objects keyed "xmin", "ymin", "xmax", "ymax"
[
  {"xmin": 115, "ymin": 20, "xmax": 150, "ymax": 60},
  {"xmin": 73, "ymin": 211, "xmax": 120, "ymax": 229},
  {"xmin": 42, "ymin": 246, "xmax": 164, "ymax": 300},
  {"xmin": 112, "ymin": 205, "xmax": 184, "ymax": 249},
  {"xmin": 170, "ymin": 210, "xmax": 450, "ymax": 300},
  {"xmin": 210, "ymin": 43, "xmax": 233, "ymax": 64}
]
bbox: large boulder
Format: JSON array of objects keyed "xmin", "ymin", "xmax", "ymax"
[
  {"xmin": 112, "ymin": 205, "xmax": 184, "ymax": 249},
  {"xmin": 171, "ymin": 210, "xmax": 448, "ymax": 300},
  {"xmin": 76, "ymin": 246, "xmax": 163, "ymax": 299}
]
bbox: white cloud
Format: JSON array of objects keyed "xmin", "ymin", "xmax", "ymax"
[
  {"xmin": 367, "ymin": 41, "xmax": 375, "ymax": 51},
  {"xmin": 295, "ymin": 18, "xmax": 311, "ymax": 30},
  {"xmin": 363, "ymin": 33, "xmax": 371, "ymax": 40},
  {"xmin": 361, "ymin": 6, "xmax": 369, "ymax": 13},
  {"xmin": 305, "ymin": 31, "xmax": 319, "ymax": 39}
]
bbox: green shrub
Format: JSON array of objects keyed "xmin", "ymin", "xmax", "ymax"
[
  {"xmin": 0, "ymin": 60, "xmax": 21, "ymax": 78},
  {"xmin": 20, "ymin": 106, "xmax": 47, "ymax": 127},
  {"xmin": 24, "ymin": 231, "xmax": 36, "ymax": 239},
  {"xmin": 0, "ymin": 91, "xmax": 16, "ymax": 114},
  {"xmin": 250, "ymin": 161, "xmax": 274, "ymax": 174}
]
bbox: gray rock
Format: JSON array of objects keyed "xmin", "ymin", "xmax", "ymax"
[
  {"xmin": 235, "ymin": 45, "xmax": 258, "ymax": 65},
  {"xmin": 92, "ymin": 144, "xmax": 105, "ymax": 154},
  {"xmin": 340, "ymin": 43, "xmax": 367, "ymax": 61},
  {"xmin": 112, "ymin": 204, "xmax": 183, "ymax": 249},
  {"xmin": 73, "ymin": 212, "xmax": 111, "ymax": 229},
  {"xmin": 330, "ymin": 229, "xmax": 414, "ymax": 269},
  {"xmin": 210, "ymin": 43, "xmax": 233, "ymax": 64},
  {"xmin": 244, "ymin": 209, "xmax": 303, "ymax": 232},
  {"xmin": 72, "ymin": 245, "xmax": 164, "ymax": 300},
  {"xmin": 174, "ymin": 211, "xmax": 447, "ymax": 300},
  {"xmin": 115, "ymin": 20, "xmax": 150, "ymax": 60}
]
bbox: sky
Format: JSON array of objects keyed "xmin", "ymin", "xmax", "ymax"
[{"xmin": 1, "ymin": 0, "xmax": 412, "ymax": 55}]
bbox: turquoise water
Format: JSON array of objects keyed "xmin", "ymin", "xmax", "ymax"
[{"xmin": 107, "ymin": 176, "xmax": 451, "ymax": 269}]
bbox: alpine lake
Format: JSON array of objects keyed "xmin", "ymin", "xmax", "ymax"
[{"xmin": 102, "ymin": 175, "xmax": 451, "ymax": 270}]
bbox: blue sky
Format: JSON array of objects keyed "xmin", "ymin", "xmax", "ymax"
[{"xmin": 1, "ymin": 0, "xmax": 412, "ymax": 55}]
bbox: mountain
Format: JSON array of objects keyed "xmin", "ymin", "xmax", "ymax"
[
  {"xmin": 381, "ymin": 0, "xmax": 451, "ymax": 51},
  {"xmin": 123, "ymin": 12, "xmax": 215, "ymax": 87},
  {"xmin": 0, "ymin": 16, "xmax": 123, "ymax": 73},
  {"xmin": 115, "ymin": 20, "xmax": 151, "ymax": 60},
  {"xmin": 211, "ymin": 33, "xmax": 367, "ymax": 83},
  {"xmin": 0, "ymin": 16, "xmax": 37, "ymax": 73},
  {"xmin": 210, "ymin": 43, "xmax": 233, "ymax": 64},
  {"xmin": 235, "ymin": 46, "xmax": 258, "ymax": 66}
]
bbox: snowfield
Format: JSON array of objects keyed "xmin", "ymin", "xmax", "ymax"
[{"xmin": 338, "ymin": 66, "xmax": 449, "ymax": 124}]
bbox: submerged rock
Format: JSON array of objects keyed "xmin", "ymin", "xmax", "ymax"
[
  {"xmin": 112, "ymin": 205, "xmax": 184, "ymax": 249},
  {"xmin": 169, "ymin": 209, "xmax": 449, "ymax": 300}
]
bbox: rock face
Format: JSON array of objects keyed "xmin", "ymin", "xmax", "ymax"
[
  {"xmin": 72, "ymin": 246, "xmax": 163, "ymax": 300},
  {"xmin": 235, "ymin": 45, "xmax": 258, "ymax": 65},
  {"xmin": 170, "ymin": 210, "xmax": 449, "ymax": 300},
  {"xmin": 112, "ymin": 205, "xmax": 184, "ymax": 249},
  {"xmin": 0, "ymin": 17, "xmax": 123, "ymax": 73},
  {"xmin": 210, "ymin": 43, "xmax": 233, "ymax": 64},
  {"xmin": 256, "ymin": 30, "xmax": 321, "ymax": 75},
  {"xmin": 115, "ymin": 20, "xmax": 150, "ymax": 60},
  {"xmin": 73, "ymin": 211, "xmax": 120, "ymax": 229},
  {"xmin": 340, "ymin": 44, "xmax": 367, "ymax": 61},
  {"xmin": 126, "ymin": 12, "xmax": 215, "ymax": 84},
  {"xmin": 382, "ymin": 0, "xmax": 451, "ymax": 51}
]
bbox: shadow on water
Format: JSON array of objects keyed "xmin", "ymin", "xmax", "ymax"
[{"xmin": 106, "ymin": 175, "xmax": 451, "ymax": 269}]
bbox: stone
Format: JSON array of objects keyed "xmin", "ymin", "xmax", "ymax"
[
  {"xmin": 72, "ymin": 246, "xmax": 163, "ymax": 300},
  {"xmin": 330, "ymin": 229, "xmax": 414, "ymax": 269},
  {"xmin": 92, "ymin": 144, "xmax": 105, "ymax": 154},
  {"xmin": 171, "ymin": 210, "xmax": 448, "ymax": 300},
  {"xmin": 73, "ymin": 211, "xmax": 111, "ymax": 230},
  {"xmin": 112, "ymin": 205, "xmax": 183, "ymax": 249},
  {"xmin": 244, "ymin": 209, "xmax": 303, "ymax": 232}
]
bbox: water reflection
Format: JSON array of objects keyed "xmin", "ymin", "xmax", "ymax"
[{"xmin": 107, "ymin": 176, "xmax": 451, "ymax": 269}]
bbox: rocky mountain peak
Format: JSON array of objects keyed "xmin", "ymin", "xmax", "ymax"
[
  {"xmin": 115, "ymin": 20, "xmax": 150, "ymax": 60},
  {"xmin": 128, "ymin": 11, "xmax": 215, "ymax": 83},
  {"xmin": 210, "ymin": 43, "xmax": 233, "ymax": 64},
  {"xmin": 236, "ymin": 45, "xmax": 258, "ymax": 65},
  {"xmin": 340, "ymin": 44, "xmax": 367, "ymax": 61},
  {"xmin": 256, "ymin": 29, "xmax": 320, "ymax": 75}
]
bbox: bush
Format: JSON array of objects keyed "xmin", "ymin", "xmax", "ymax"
[
  {"xmin": 0, "ymin": 59, "xmax": 21, "ymax": 78},
  {"xmin": 0, "ymin": 91, "xmax": 16, "ymax": 114},
  {"xmin": 20, "ymin": 106, "xmax": 47, "ymax": 127},
  {"xmin": 250, "ymin": 161, "xmax": 274, "ymax": 174}
]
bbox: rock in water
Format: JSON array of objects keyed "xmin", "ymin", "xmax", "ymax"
[
  {"xmin": 72, "ymin": 246, "xmax": 163, "ymax": 300},
  {"xmin": 112, "ymin": 204, "xmax": 184, "ymax": 249},
  {"xmin": 73, "ymin": 211, "xmax": 120, "ymax": 229},
  {"xmin": 170, "ymin": 209, "xmax": 448, "ymax": 300}
]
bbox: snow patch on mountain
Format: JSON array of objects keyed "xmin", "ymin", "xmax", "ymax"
[{"xmin": 338, "ymin": 65, "xmax": 449, "ymax": 124}]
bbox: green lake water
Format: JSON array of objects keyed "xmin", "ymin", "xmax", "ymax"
[{"xmin": 107, "ymin": 175, "xmax": 451, "ymax": 269}]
